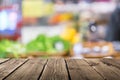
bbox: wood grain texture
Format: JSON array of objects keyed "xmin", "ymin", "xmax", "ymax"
[
  {"xmin": 0, "ymin": 58, "xmax": 120, "ymax": 80},
  {"xmin": 85, "ymin": 59, "xmax": 120, "ymax": 80},
  {"xmin": 101, "ymin": 58, "xmax": 120, "ymax": 69},
  {"xmin": 0, "ymin": 58, "xmax": 10, "ymax": 64},
  {"xmin": 5, "ymin": 58, "xmax": 47, "ymax": 80},
  {"xmin": 0, "ymin": 59, "xmax": 27, "ymax": 80},
  {"xmin": 40, "ymin": 58, "xmax": 68, "ymax": 80},
  {"xmin": 66, "ymin": 59, "xmax": 104, "ymax": 80}
]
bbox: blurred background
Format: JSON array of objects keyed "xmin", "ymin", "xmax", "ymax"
[{"xmin": 0, "ymin": 0, "xmax": 120, "ymax": 59}]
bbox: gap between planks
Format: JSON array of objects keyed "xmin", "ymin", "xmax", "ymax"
[
  {"xmin": 84, "ymin": 59, "xmax": 120, "ymax": 80},
  {"xmin": 2, "ymin": 59, "xmax": 29, "ymax": 80},
  {"xmin": 84, "ymin": 59, "xmax": 107, "ymax": 80},
  {"xmin": 0, "ymin": 58, "xmax": 11, "ymax": 64},
  {"xmin": 66, "ymin": 59, "xmax": 104, "ymax": 80},
  {"xmin": 0, "ymin": 58, "xmax": 70, "ymax": 80},
  {"xmin": 2, "ymin": 58, "xmax": 119, "ymax": 80},
  {"xmin": 37, "ymin": 59, "xmax": 48, "ymax": 80},
  {"xmin": 4, "ymin": 58, "xmax": 47, "ymax": 80},
  {"xmin": 65, "ymin": 59, "xmax": 71, "ymax": 80},
  {"xmin": 101, "ymin": 58, "xmax": 120, "ymax": 70},
  {"xmin": 39, "ymin": 58, "xmax": 70, "ymax": 80}
]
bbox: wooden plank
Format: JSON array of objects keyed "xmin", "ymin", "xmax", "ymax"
[
  {"xmin": 85, "ymin": 59, "xmax": 120, "ymax": 80},
  {"xmin": 40, "ymin": 58, "xmax": 69, "ymax": 80},
  {"xmin": 0, "ymin": 59, "xmax": 27, "ymax": 80},
  {"xmin": 66, "ymin": 59, "xmax": 104, "ymax": 80},
  {"xmin": 114, "ymin": 59, "xmax": 120, "ymax": 63},
  {"xmin": 4, "ymin": 58, "xmax": 47, "ymax": 80},
  {"xmin": 101, "ymin": 58, "xmax": 120, "ymax": 69},
  {"xmin": 0, "ymin": 58, "xmax": 10, "ymax": 64}
]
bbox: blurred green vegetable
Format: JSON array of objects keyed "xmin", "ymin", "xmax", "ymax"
[
  {"xmin": 0, "ymin": 34, "xmax": 71, "ymax": 58},
  {"xmin": 26, "ymin": 35, "xmax": 71, "ymax": 54},
  {"xmin": 26, "ymin": 34, "xmax": 46, "ymax": 52},
  {"xmin": 48, "ymin": 36, "xmax": 71, "ymax": 53},
  {"xmin": 0, "ymin": 39, "xmax": 26, "ymax": 58}
]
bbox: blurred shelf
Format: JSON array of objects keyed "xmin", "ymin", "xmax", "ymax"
[{"xmin": 8, "ymin": 51, "xmax": 68, "ymax": 58}]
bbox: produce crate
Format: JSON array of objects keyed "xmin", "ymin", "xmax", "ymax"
[
  {"xmin": 70, "ymin": 41, "xmax": 115, "ymax": 58},
  {"xmin": 7, "ymin": 51, "xmax": 69, "ymax": 58}
]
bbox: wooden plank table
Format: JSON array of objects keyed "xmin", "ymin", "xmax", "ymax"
[{"xmin": 0, "ymin": 58, "xmax": 120, "ymax": 80}]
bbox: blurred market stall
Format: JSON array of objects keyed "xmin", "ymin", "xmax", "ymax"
[{"xmin": 0, "ymin": 0, "xmax": 120, "ymax": 58}]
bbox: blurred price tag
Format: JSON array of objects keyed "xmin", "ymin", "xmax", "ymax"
[{"xmin": 22, "ymin": 0, "xmax": 53, "ymax": 18}]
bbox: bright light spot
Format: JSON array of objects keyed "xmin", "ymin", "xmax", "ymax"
[
  {"xmin": 91, "ymin": 25, "xmax": 97, "ymax": 32},
  {"xmin": 0, "ymin": 11, "xmax": 8, "ymax": 31}
]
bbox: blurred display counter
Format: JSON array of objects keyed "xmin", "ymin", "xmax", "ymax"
[
  {"xmin": 8, "ymin": 51, "xmax": 68, "ymax": 58},
  {"xmin": 1, "ymin": 40, "xmax": 120, "ymax": 59},
  {"xmin": 82, "ymin": 52, "xmax": 120, "ymax": 59},
  {"xmin": 70, "ymin": 41, "xmax": 120, "ymax": 58}
]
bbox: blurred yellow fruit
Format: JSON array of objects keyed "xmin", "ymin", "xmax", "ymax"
[
  {"xmin": 72, "ymin": 34, "xmax": 80, "ymax": 44},
  {"xmin": 59, "ymin": 13, "xmax": 73, "ymax": 22},
  {"xmin": 61, "ymin": 26, "xmax": 77, "ymax": 43}
]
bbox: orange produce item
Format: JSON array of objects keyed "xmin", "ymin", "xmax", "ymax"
[{"xmin": 48, "ymin": 14, "xmax": 61, "ymax": 25}]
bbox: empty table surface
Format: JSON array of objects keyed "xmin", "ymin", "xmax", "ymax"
[{"xmin": 0, "ymin": 58, "xmax": 120, "ymax": 80}]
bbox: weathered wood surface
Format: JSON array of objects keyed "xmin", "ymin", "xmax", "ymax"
[
  {"xmin": 40, "ymin": 58, "xmax": 69, "ymax": 80},
  {"xmin": 85, "ymin": 59, "xmax": 120, "ymax": 80},
  {"xmin": 0, "ymin": 59, "xmax": 28, "ymax": 80},
  {"xmin": 0, "ymin": 58, "xmax": 119, "ymax": 80},
  {"xmin": 5, "ymin": 59, "xmax": 47, "ymax": 80},
  {"xmin": 66, "ymin": 59, "xmax": 104, "ymax": 80}
]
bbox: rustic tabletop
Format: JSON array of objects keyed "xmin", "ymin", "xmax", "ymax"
[{"xmin": 0, "ymin": 58, "xmax": 120, "ymax": 80}]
